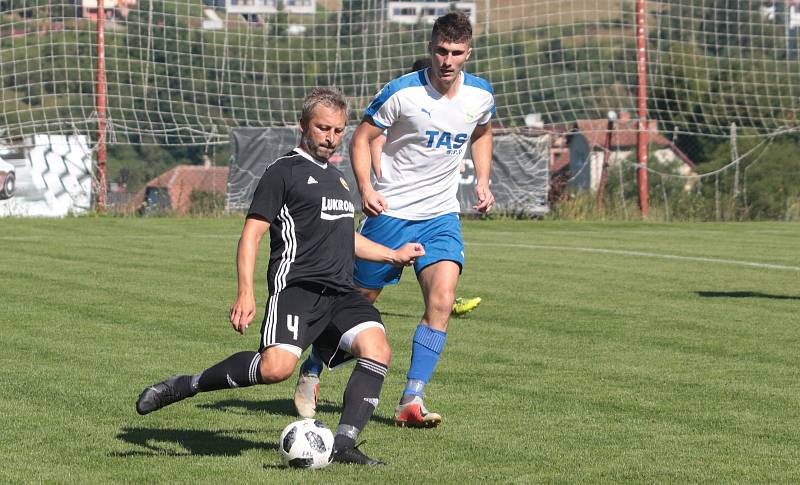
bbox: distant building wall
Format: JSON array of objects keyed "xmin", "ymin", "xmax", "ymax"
[
  {"xmin": 80, "ymin": 0, "xmax": 137, "ymax": 20},
  {"xmin": 568, "ymin": 135, "xmax": 696, "ymax": 193},
  {"xmin": 0, "ymin": 135, "xmax": 93, "ymax": 217},
  {"xmin": 386, "ymin": 1, "xmax": 476, "ymax": 25},
  {"xmin": 225, "ymin": 0, "xmax": 316, "ymax": 15}
]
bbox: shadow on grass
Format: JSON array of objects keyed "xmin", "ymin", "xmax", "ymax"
[
  {"xmin": 379, "ymin": 311, "xmax": 417, "ymax": 318},
  {"xmin": 696, "ymin": 291, "xmax": 800, "ymax": 301},
  {"xmin": 113, "ymin": 427, "xmax": 277, "ymax": 457},
  {"xmin": 197, "ymin": 398, "xmax": 299, "ymax": 416},
  {"xmin": 197, "ymin": 398, "xmax": 396, "ymax": 427}
]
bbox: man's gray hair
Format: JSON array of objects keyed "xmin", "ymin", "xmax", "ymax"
[{"xmin": 301, "ymin": 87, "xmax": 348, "ymax": 125}]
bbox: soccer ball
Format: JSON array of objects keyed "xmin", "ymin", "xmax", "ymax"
[{"xmin": 279, "ymin": 419, "xmax": 334, "ymax": 469}]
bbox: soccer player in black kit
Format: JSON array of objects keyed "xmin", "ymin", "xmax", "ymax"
[{"xmin": 135, "ymin": 88, "xmax": 424, "ymax": 466}]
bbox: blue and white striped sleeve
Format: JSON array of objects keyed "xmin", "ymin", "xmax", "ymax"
[
  {"xmin": 364, "ymin": 71, "xmax": 425, "ymax": 129},
  {"xmin": 364, "ymin": 83, "xmax": 399, "ymax": 129}
]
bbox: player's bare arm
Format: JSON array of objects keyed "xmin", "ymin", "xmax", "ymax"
[
  {"xmin": 230, "ymin": 215, "xmax": 269, "ymax": 334},
  {"xmin": 351, "ymin": 119, "xmax": 389, "ymax": 216},
  {"xmin": 470, "ymin": 122, "xmax": 495, "ymax": 213},
  {"xmin": 369, "ymin": 132, "xmax": 386, "ymax": 179},
  {"xmin": 354, "ymin": 232, "xmax": 425, "ymax": 267}
]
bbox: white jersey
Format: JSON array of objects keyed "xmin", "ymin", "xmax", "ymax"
[{"xmin": 364, "ymin": 68, "xmax": 495, "ymax": 220}]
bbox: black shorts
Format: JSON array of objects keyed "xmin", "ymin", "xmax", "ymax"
[{"xmin": 258, "ymin": 283, "xmax": 384, "ymax": 368}]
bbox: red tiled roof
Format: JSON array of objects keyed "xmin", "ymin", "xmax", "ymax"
[
  {"xmin": 132, "ymin": 165, "xmax": 229, "ymax": 215},
  {"xmin": 576, "ymin": 119, "xmax": 671, "ymax": 148},
  {"xmin": 574, "ymin": 118, "xmax": 696, "ymax": 168}
]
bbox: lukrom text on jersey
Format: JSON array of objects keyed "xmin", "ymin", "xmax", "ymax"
[{"xmin": 320, "ymin": 196, "xmax": 355, "ymax": 219}]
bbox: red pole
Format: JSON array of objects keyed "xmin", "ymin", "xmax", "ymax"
[
  {"xmin": 635, "ymin": 0, "xmax": 649, "ymax": 218},
  {"xmin": 96, "ymin": 0, "xmax": 108, "ymax": 211}
]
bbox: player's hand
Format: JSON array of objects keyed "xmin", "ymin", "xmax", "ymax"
[
  {"xmin": 361, "ymin": 188, "xmax": 388, "ymax": 217},
  {"xmin": 229, "ymin": 293, "xmax": 256, "ymax": 334},
  {"xmin": 473, "ymin": 183, "xmax": 495, "ymax": 213},
  {"xmin": 391, "ymin": 242, "xmax": 425, "ymax": 267}
]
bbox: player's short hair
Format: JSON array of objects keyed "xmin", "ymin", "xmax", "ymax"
[
  {"xmin": 431, "ymin": 12, "xmax": 472, "ymax": 45},
  {"xmin": 301, "ymin": 87, "xmax": 348, "ymax": 125}
]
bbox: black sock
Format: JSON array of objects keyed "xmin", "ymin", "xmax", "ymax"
[
  {"xmin": 333, "ymin": 434, "xmax": 356, "ymax": 452},
  {"xmin": 193, "ymin": 351, "xmax": 263, "ymax": 392},
  {"xmin": 335, "ymin": 358, "xmax": 387, "ymax": 448}
]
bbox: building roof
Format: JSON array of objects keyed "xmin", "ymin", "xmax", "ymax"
[
  {"xmin": 573, "ymin": 117, "xmax": 696, "ymax": 168},
  {"xmin": 133, "ymin": 165, "xmax": 229, "ymax": 215},
  {"xmin": 576, "ymin": 118, "xmax": 665, "ymax": 148}
]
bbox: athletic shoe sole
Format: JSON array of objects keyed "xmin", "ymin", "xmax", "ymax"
[{"xmin": 393, "ymin": 404, "xmax": 442, "ymax": 428}]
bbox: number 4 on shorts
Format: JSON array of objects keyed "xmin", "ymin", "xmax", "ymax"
[{"xmin": 287, "ymin": 314, "xmax": 299, "ymax": 340}]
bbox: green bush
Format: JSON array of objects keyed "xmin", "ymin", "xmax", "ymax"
[
  {"xmin": 700, "ymin": 134, "xmax": 800, "ymax": 220},
  {"xmin": 189, "ymin": 190, "xmax": 225, "ymax": 216}
]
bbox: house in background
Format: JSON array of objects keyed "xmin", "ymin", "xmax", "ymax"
[
  {"xmin": 223, "ymin": 0, "xmax": 315, "ymax": 16},
  {"xmin": 79, "ymin": 0, "xmax": 137, "ymax": 20},
  {"xmin": 387, "ymin": 1, "xmax": 476, "ymax": 25},
  {"xmin": 133, "ymin": 164, "xmax": 229, "ymax": 215},
  {"xmin": 201, "ymin": 0, "xmax": 315, "ymax": 29},
  {"xmin": 564, "ymin": 112, "xmax": 696, "ymax": 192}
]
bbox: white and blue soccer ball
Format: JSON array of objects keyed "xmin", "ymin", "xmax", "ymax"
[{"xmin": 279, "ymin": 419, "xmax": 334, "ymax": 469}]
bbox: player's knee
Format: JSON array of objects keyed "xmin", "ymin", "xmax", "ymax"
[
  {"xmin": 362, "ymin": 343, "xmax": 392, "ymax": 366},
  {"xmin": 258, "ymin": 354, "xmax": 296, "ymax": 383},
  {"xmin": 429, "ymin": 290, "xmax": 456, "ymax": 316},
  {"xmin": 351, "ymin": 329, "xmax": 391, "ymax": 366},
  {"xmin": 368, "ymin": 337, "xmax": 392, "ymax": 366},
  {"xmin": 258, "ymin": 364, "xmax": 293, "ymax": 384}
]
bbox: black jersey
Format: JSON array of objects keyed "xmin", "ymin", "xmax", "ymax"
[{"xmin": 248, "ymin": 148, "xmax": 356, "ymax": 295}]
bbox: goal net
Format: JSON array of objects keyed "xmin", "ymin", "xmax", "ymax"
[
  {"xmin": 3, "ymin": 0, "xmax": 799, "ymax": 145},
  {"xmin": 2, "ymin": 0, "xmax": 800, "ymax": 218}
]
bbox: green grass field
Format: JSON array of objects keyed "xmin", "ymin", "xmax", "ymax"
[{"xmin": 2, "ymin": 218, "xmax": 799, "ymax": 483}]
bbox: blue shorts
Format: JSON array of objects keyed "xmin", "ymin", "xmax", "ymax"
[{"xmin": 354, "ymin": 213, "xmax": 464, "ymax": 289}]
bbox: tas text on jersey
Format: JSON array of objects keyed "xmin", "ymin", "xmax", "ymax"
[{"xmin": 425, "ymin": 130, "xmax": 468, "ymax": 155}]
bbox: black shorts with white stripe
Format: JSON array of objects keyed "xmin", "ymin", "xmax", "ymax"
[{"xmin": 258, "ymin": 283, "xmax": 383, "ymax": 368}]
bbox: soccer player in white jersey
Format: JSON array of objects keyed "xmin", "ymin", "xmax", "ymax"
[
  {"xmin": 294, "ymin": 12, "xmax": 495, "ymax": 427},
  {"xmin": 372, "ymin": 57, "xmax": 483, "ymax": 319}
]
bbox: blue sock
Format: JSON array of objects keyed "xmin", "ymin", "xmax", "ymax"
[
  {"xmin": 403, "ymin": 324, "xmax": 446, "ymax": 398},
  {"xmin": 300, "ymin": 345, "xmax": 324, "ymax": 376}
]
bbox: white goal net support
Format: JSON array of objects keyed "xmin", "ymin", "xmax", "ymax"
[{"xmin": 1, "ymin": 0, "xmax": 799, "ymax": 213}]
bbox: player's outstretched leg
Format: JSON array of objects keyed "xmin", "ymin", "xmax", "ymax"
[
  {"xmin": 451, "ymin": 296, "xmax": 482, "ymax": 317},
  {"xmin": 294, "ymin": 346, "xmax": 324, "ymax": 418},
  {"xmin": 394, "ymin": 324, "xmax": 445, "ymax": 428},
  {"xmin": 136, "ymin": 351, "xmax": 266, "ymax": 415},
  {"xmin": 136, "ymin": 375, "xmax": 197, "ymax": 415},
  {"xmin": 331, "ymin": 357, "xmax": 388, "ymax": 466}
]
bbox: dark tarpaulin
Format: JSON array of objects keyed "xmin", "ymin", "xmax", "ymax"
[{"xmin": 228, "ymin": 127, "xmax": 549, "ymax": 216}]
